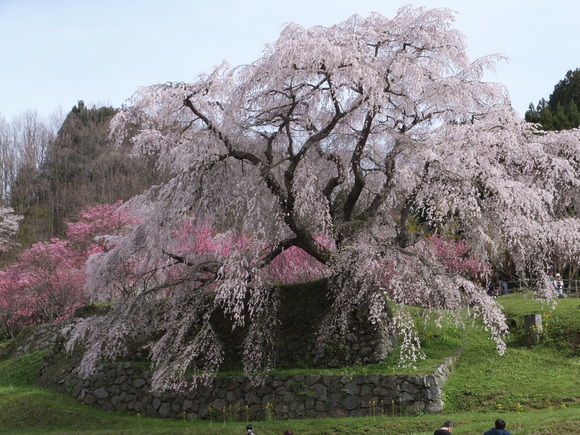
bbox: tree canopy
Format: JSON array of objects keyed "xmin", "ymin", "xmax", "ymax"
[
  {"xmin": 525, "ymin": 68, "xmax": 580, "ymax": 130},
  {"xmin": 65, "ymin": 6, "xmax": 580, "ymax": 391}
]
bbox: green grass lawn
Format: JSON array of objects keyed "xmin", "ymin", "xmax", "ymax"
[{"xmin": 0, "ymin": 294, "xmax": 579, "ymax": 434}]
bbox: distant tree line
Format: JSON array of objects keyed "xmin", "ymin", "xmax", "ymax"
[
  {"xmin": 525, "ymin": 68, "xmax": 580, "ymax": 130},
  {"xmin": 0, "ymin": 101, "xmax": 165, "ymax": 263}
]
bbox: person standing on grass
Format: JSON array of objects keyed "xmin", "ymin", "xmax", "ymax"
[
  {"xmin": 500, "ymin": 281, "xmax": 509, "ymax": 295},
  {"xmin": 246, "ymin": 423, "xmax": 256, "ymax": 434},
  {"xmin": 434, "ymin": 420, "xmax": 454, "ymax": 434},
  {"xmin": 553, "ymin": 273, "xmax": 564, "ymax": 294},
  {"xmin": 483, "ymin": 418, "xmax": 512, "ymax": 435}
]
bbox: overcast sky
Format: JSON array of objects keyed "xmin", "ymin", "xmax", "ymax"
[{"xmin": 1, "ymin": 0, "xmax": 579, "ymax": 122}]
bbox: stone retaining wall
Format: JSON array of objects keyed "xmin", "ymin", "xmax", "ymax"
[
  {"xmin": 40, "ymin": 351, "xmax": 461, "ymax": 420},
  {"xmin": 0, "ymin": 323, "xmax": 63, "ymax": 359},
  {"xmin": 7, "ymin": 282, "xmax": 459, "ymax": 421}
]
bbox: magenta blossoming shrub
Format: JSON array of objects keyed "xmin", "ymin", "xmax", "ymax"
[{"xmin": 0, "ymin": 201, "xmax": 138, "ymax": 337}]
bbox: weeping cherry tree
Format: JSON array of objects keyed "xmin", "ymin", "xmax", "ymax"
[{"xmin": 65, "ymin": 6, "xmax": 580, "ymax": 390}]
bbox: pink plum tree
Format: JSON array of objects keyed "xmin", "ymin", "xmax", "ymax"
[
  {"xmin": 0, "ymin": 201, "xmax": 138, "ymax": 337},
  {"xmin": 64, "ymin": 6, "xmax": 580, "ymax": 389},
  {"xmin": 0, "ymin": 239, "xmax": 87, "ymax": 337},
  {"xmin": 66, "ymin": 200, "xmax": 140, "ymax": 251}
]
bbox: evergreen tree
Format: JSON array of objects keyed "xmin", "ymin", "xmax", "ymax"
[
  {"xmin": 554, "ymin": 103, "xmax": 571, "ymax": 130},
  {"xmin": 565, "ymin": 100, "xmax": 580, "ymax": 127},
  {"xmin": 524, "ymin": 102, "xmax": 540, "ymax": 124},
  {"xmin": 41, "ymin": 101, "xmax": 118, "ymax": 234},
  {"xmin": 549, "ymin": 68, "xmax": 580, "ymax": 112},
  {"xmin": 526, "ymin": 68, "xmax": 580, "ymax": 130},
  {"xmin": 539, "ymin": 106, "xmax": 555, "ymax": 130}
]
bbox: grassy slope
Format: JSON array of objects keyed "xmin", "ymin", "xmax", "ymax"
[
  {"xmin": 444, "ymin": 294, "xmax": 580, "ymax": 413},
  {"xmin": 0, "ymin": 294, "xmax": 579, "ymax": 434}
]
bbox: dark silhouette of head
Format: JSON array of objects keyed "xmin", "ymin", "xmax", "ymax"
[
  {"xmin": 495, "ymin": 419, "xmax": 506, "ymax": 429},
  {"xmin": 443, "ymin": 420, "xmax": 454, "ymax": 429}
]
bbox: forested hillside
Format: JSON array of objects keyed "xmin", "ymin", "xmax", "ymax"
[{"xmin": 0, "ymin": 101, "xmax": 165, "ymax": 262}]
